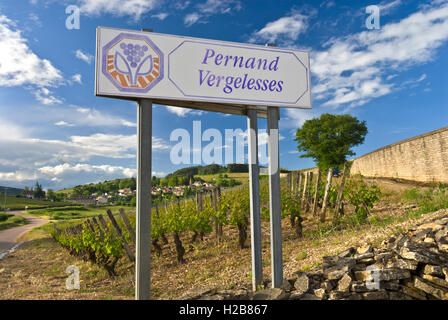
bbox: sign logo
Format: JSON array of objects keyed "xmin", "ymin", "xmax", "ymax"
[{"xmin": 102, "ymin": 33, "xmax": 163, "ymax": 93}]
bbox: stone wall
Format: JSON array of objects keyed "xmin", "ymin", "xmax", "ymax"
[
  {"xmin": 351, "ymin": 126, "xmax": 448, "ymax": 183},
  {"xmin": 188, "ymin": 209, "xmax": 448, "ymax": 300}
]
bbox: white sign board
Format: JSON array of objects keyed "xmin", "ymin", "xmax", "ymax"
[{"xmin": 95, "ymin": 27, "xmax": 311, "ymax": 109}]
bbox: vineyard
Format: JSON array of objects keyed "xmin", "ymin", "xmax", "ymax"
[{"xmin": 49, "ymin": 166, "xmax": 383, "ymax": 280}]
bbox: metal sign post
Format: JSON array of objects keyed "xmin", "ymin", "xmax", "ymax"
[
  {"xmin": 247, "ymin": 108, "xmax": 262, "ymax": 291},
  {"xmin": 135, "ymin": 99, "xmax": 152, "ymax": 300},
  {"xmin": 267, "ymin": 106, "xmax": 283, "ymax": 287}
]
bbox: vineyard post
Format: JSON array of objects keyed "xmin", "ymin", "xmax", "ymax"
[
  {"xmin": 312, "ymin": 169, "xmax": 321, "ymax": 216},
  {"xmin": 247, "ymin": 108, "xmax": 263, "ymax": 291},
  {"xmin": 320, "ymin": 168, "xmax": 334, "ymax": 223},
  {"xmin": 213, "ymin": 188, "xmax": 219, "ymax": 241},
  {"xmin": 301, "ymin": 171, "xmax": 309, "ymax": 209},
  {"xmin": 305, "ymin": 172, "xmax": 313, "ymax": 212},
  {"xmin": 333, "ymin": 161, "xmax": 350, "ymax": 223},
  {"xmin": 267, "ymin": 106, "xmax": 283, "ymax": 288},
  {"xmin": 135, "ymin": 98, "xmax": 152, "ymax": 300},
  {"xmin": 297, "ymin": 172, "xmax": 302, "ymax": 196},
  {"xmin": 290, "ymin": 172, "xmax": 294, "ymax": 193}
]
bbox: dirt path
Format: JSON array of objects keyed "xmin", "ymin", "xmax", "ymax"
[{"xmin": 0, "ymin": 211, "xmax": 48, "ymax": 259}]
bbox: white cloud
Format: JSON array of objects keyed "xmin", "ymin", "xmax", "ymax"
[
  {"xmin": 378, "ymin": 0, "xmax": 402, "ymax": 14},
  {"xmin": 250, "ymin": 12, "xmax": 309, "ymax": 46},
  {"xmin": 0, "ymin": 15, "xmax": 62, "ymax": 87},
  {"xmin": 54, "ymin": 121, "xmax": 74, "ymax": 127},
  {"xmin": 184, "ymin": 12, "xmax": 201, "ymax": 26},
  {"xmin": 33, "ymin": 87, "xmax": 62, "ymax": 105},
  {"xmin": 184, "ymin": 0, "xmax": 241, "ymax": 26},
  {"xmin": 72, "ymin": 73, "xmax": 82, "ymax": 84},
  {"xmin": 0, "ymin": 120, "xmax": 170, "ymax": 188},
  {"xmin": 78, "ymin": 0, "xmax": 160, "ymax": 20},
  {"xmin": 151, "ymin": 12, "xmax": 168, "ymax": 20},
  {"xmin": 312, "ymin": 1, "xmax": 448, "ymax": 108},
  {"xmin": 163, "ymin": 105, "xmax": 203, "ymax": 117},
  {"xmin": 75, "ymin": 49, "xmax": 94, "ymax": 64}
]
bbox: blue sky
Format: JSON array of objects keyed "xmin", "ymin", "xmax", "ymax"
[{"xmin": 0, "ymin": 0, "xmax": 447, "ymax": 190}]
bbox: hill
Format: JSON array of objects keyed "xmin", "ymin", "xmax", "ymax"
[{"xmin": 0, "ymin": 186, "xmax": 24, "ymax": 196}]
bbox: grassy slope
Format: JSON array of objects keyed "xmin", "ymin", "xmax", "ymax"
[
  {"xmin": 2, "ymin": 196, "xmax": 73, "ymax": 210},
  {"xmin": 0, "ymin": 213, "xmax": 29, "ymax": 231}
]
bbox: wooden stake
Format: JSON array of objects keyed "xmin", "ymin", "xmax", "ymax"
[
  {"xmin": 320, "ymin": 168, "xmax": 334, "ymax": 223},
  {"xmin": 334, "ymin": 162, "xmax": 350, "ymax": 223},
  {"xmin": 312, "ymin": 169, "xmax": 321, "ymax": 216}
]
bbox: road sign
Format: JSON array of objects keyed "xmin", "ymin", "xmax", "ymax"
[{"xmin": 96, "ymin": 27, "xmax": 311, "ymax": 110}]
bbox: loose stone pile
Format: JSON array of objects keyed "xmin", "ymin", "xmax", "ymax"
[{"xmin": 185, "ymin": 213, "xmax": 448, "ymax": 300}]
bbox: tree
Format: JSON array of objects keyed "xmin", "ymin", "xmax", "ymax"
[
  {"xmin": 294, "ymin": 113, "xmax": 367, "ymax": 170},
  {"xmin": 46, "ymin": 189, "xmax": 56, "ymax": 201},
  {"xmin": 33, "ymin": 181, "xmax": 45, "ymax": 199}
]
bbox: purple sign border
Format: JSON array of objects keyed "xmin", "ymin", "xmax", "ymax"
[
  {"xmin": 101, "ymin": 32, "xmax": 164, "ymax": 93},
  {"xmin": 167, "ymin": 40, "xmax": 309, "ymax": 105}
]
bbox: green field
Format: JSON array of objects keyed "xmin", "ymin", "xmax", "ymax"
[
  {"xmin": 27, "ymin": 205, "xmax": 133, "ymax": 220},
  {"xmin": 0, "ymin": 213, "xmax": 29, "ymax": 231},
  {"xmin": 1, "ymin": 196, "xmax": 73, "ymax": 210}
]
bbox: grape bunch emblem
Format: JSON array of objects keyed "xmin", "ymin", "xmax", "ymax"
[{"xmin": 115, "ymin": 42, "xmax": 154, "ymax": 86}]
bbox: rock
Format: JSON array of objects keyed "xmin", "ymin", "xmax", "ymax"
[
  {"xmin": 337, "ymin": 273, "xmax": 352, "ymax": 292},
  {"xmin": 280, "ymin": 280, "xmax": 292, "ymax": 291},
  {"xmin": 423, "ymin": 264, "xmax": 445, "ymax": 277},
  {"xmin": 351, "ymin": 282, "xmax": 369, "ymax": 293},
  {"xmin": 313, "ymin": 288, "xmax": 326, "ymax": 299},
  {"xmin": 293, "ymin": 272, "xmax": 309, "ymax": 294},
  {"xmin": 435, "ymin": 229, "xmax": 448, "ymax": 243},
  {"xmin": 321, "ymin": 280, "xmax": 336, "ymax": 291},
  {"xmin": 300, "ymin": 293, "xmax": 321, "ymax": 300},
  {"xmin": 354, "ymin": 268, "xmax": 410, "ymax": 282},
  {"xmin": 289, "ymin": 291, "xmax": 305, "ymax": 300},
  {"xmin": 417, "ymin": 223, "xmax": 444, "ymax": 232},
  {"xmin": 375, "ymin": 252, "xmax": 394, "ymax": 264},
  {"xmin": 385, "ymin": 257, "xmax": 419, "ymax": 271},
  {"xmin": 322, "ymin": 257, "xmax": 356, "ymax": 280},
  {"xmin": 388, "ymin": 292, "xmax": 414, "ymax": 300},
  {"xmin": 355, "ymin": 252, "xmax": 375, "ymax": 261},
  {"xmin": 343, "ymin": 293, "xmax": 363, "ymax": 300},
  {"xmin": 443, "ymin": 267, "xmax": 448, "ymax": 281},
  {"xmin": 382, "ymin": 281, "xmax": 401, "ymax": 291},
  {"xmin": 413, "ymin": 276, "xmax": 448, "ymax": 300},
  {"xmin": 422, "ymin": 274, "xmax": 448, "ymax": 289},
  {"xmin": 338, "ymin": 247, "xmax": 356, "ymax": 258},
  {"xmin": 253, "ymin": 288, "xmax": 288, "ymax": 300},
  {"xmin": 362, "ymin": 290, "xmax": 389, "ymax": 300},
  {"xmin": 399, "ymin": 242, "xmax": 447, "ymax": 265},
  {"xmin": 357, "ymin": 245, "xmax": 373, "ymax": 255},
  {"xmin": 328, "ymin": 291, "xmax": 350, "ymax": 300}
]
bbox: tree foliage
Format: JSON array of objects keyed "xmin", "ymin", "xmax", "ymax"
[{"xmin": 294, "ymin": 113, "xmax": 367, "ymax": 170}]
